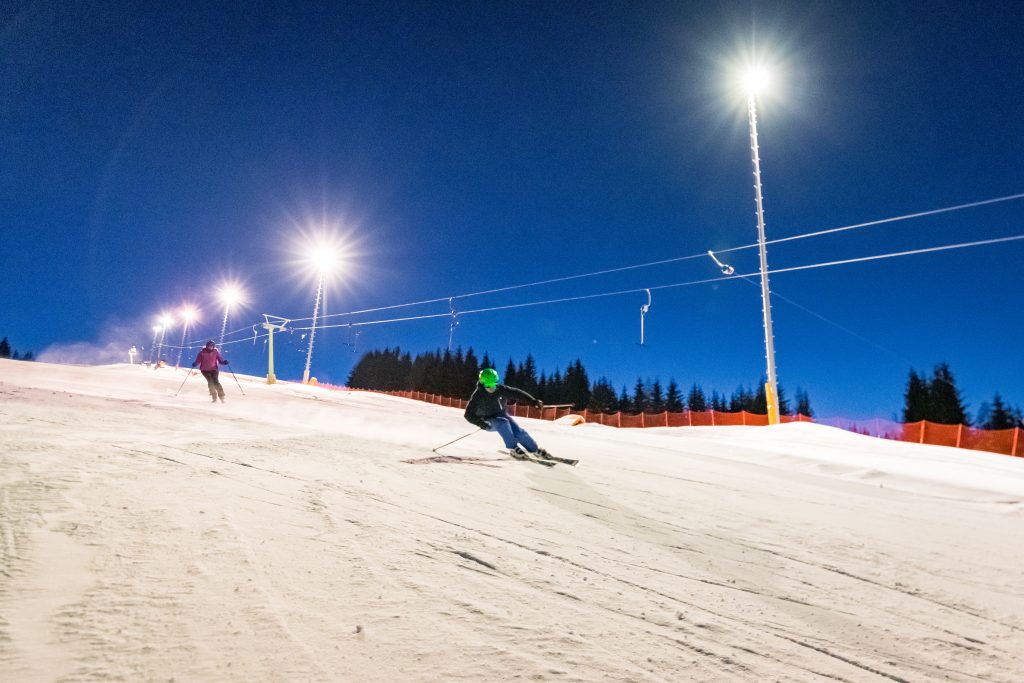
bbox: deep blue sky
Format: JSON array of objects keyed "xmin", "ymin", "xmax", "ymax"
[{"xmin": 2, "ymin": 1, "xmax": 1023, "ymax": 419}]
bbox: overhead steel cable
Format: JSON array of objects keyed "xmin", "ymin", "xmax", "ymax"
[
  {"xmin": 286, "ymin": 190, "xmax": 1024, "ymax": 324},
  {"xmin": 280, "ymin": 232, "xmax": 1024, "ymax": 333},
  {"xmin": 186, "ymin": 191, "xmax": 1024, "ymax": 343},
  {"xmin": 731, "ymin": 274, "xmax": 915, "ymax": 366},
  {"xmin": 714, "ymin": 191, "xmax": 1024, "ymax": 256}
]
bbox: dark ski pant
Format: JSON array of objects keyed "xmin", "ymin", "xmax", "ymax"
[
  {"xmin": 486, "ymin": 415, "xmax": 538, "ymax": 452},
  {"xmin": 201, "ymin": 370, "xmax": 225, "ymax": 399}
]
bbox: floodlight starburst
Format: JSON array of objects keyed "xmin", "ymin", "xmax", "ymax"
[{"xmin": 743, "ymin": 66, "xmax": 771, "ymax": 96}]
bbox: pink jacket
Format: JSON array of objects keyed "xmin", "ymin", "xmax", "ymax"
[{"xmin": 193, "ymin": 348, "xmax": 226, "ymax": 371}]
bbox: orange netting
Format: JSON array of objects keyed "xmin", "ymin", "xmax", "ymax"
[{"xmin": 350, "ymin": 389, "xmax": 1023, "ymax": 459}]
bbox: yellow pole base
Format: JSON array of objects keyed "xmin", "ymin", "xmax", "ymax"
[{"xmin": 766, "ymin": 382, "xmax": 780, "ymax": 425}]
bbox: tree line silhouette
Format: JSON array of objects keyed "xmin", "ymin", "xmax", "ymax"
[
  {"xmin": 0, "ymin": 337, "xmax": 34, "ymax": 361},
  {"xmin": 346, "ymin": 347, "xmax": 814, "ymax": 416},
  {"xmin": 903, "ymin": 362, "xmax": 1023, "ymax": 428}
]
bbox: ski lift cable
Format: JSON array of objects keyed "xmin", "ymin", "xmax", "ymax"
[
  {"xmin": 186, "ymin": 192, "xmax": 1024, "ymax": 343},
  {"xmin": 282, "ymin": 231, "xmax": 1024, "ymax": 333},
  {"xmin": 732, "ymin": 273, "xmax": 915, "ymax": 366},
  {"xmin": 190, "ymin": 230, "xmax": 1024, "ymax": 342},
  {"xmin": 764, "ymin": 232, "xmax": 1024, "ymax": 277},
  {"xmin": 283, "ymin": 190, "xmax": 1024, "ymax": 326},
  {"xmin": 714, "ymin": 191, "xmax": 1024, "ymax": 257},
  {"xmin": 439, "ymin": 191, "xmax": 1024, "ymax": 303}
]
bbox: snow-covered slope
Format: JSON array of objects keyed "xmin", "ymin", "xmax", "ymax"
[{"xmin": 2, "ymin": 359, "xmax": 1022, "ymax": 682}]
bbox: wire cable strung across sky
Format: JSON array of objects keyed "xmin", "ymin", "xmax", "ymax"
[
  {"xmin": 188, "ymin": 192, "xmax": 1024, "ymax": 346},
  {"xmin": 173, "ymin": 230, "xmax": 1024, "ymax": 351},
  {"xmin": 279, "ymin": 190, "xmax": 1024, "ymax": 326},
  {"xmin": 275, "ymin": 232, "xmax": 1024, "ymax": 333}
]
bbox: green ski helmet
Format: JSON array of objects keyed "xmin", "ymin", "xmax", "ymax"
[{"xmin": 478, "ymin": 368, "xmax": 499, "ymax": 388}]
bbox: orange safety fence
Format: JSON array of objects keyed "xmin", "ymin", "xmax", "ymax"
[{"xmin": 360, "ymin": 389, "xmax": 1023, "ymax": 459}]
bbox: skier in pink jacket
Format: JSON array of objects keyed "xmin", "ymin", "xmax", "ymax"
[{"xmin": 192, "ymin": 341, "xmax": 229, "ymax": 403}]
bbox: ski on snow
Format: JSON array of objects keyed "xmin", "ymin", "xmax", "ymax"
[
  {"xmin": 500, "ymin": 450, "xmax": 556, "ymax": 467},
  {"xmin": 535, "ymin": 449, "xmax": 579, "ymax": 467},
  {"xmin": 500, "ymin": 449, "xmax": 578, "ymax": 467}
]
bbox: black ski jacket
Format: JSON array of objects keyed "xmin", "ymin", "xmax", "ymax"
[{"xmin": 463, "ymin": 384, "xmax": 540, "ymax": 429}]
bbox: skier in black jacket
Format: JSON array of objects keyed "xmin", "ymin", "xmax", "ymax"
[{"xmin": 464, "ymin": 368, "xmax": 545, "ymax": 458}]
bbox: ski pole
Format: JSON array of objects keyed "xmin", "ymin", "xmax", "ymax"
[
  {"xmin": 432, "ymin": 428, "xmax": 481, "ymax": 453},
  {"xmin": 227, "ymin": 366, "xmax": 246, "ymax": 396},
  {"xmin": 173, "ymin": 369, "xmax": 194, "ymax": 397}
]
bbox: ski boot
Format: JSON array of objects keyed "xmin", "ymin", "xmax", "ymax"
[{"xmin": 508, "ymin": 447, "xmax": 529, "ymax": 460}]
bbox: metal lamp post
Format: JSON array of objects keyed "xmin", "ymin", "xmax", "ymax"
[
  {"xmin": 218, "ymin": 286, "xmax": 242, "ymax": 348},
  {"xmin": 745, "ymin": 68, "xmax": 780, "ymax": 424},
  {"xmin": 154, "ymin": 316, "xmax": 171, "ymax": 367},
  {"xmin": 302, "ymin": 270, "xmax": 325, "ymax": 384},
  {"xmin": 175, "ymin": 308, "xmax": 197, "ymax": 369},
  {"xmin": 148, "ymin": 324, "xmax": 161, "ymax": 364}
]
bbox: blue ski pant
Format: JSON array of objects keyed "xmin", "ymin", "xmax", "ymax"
[{"xmin": 486, "ymin": 415, "xmax": 538, "ymax": 452}]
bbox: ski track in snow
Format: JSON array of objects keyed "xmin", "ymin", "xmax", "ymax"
[{"xmin": 1, "ymin": 360, "xmax": 1023, "ymax": 681}]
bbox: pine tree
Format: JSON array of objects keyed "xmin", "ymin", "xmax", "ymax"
[
  {"xmin": 730, "ymin": 386, "xmax": 754, "ymax": 413},
  {"xmin": 0, "ymin": 337, "xmax": 10, "ymax": 359},
  {"xmin": 649, "ymin": 380, "xmax": 665, "ymax": 412},
  {"xmin": 980, "ymin": 393, "xmax": 1016, "ymax": 430},
  {"xmin": 929, "ymin": 362, "xmax": 968, "ymax": 425},
  {"xmin": 440, "ymin": 348, "xmax": 456, "ymax": 397},
  {"xmin": 665, "ymin": 379, "xmax": 683, "ymax": 412},
  {"xmin": 902, "ymin": 369, "xmax": 929, "ymax": 423},
  {"xmin": 21, "ymin": 351, "xmax": 34, "ymax": 361},
  {"xmin": 589, "ymin": 377, "xmax": 617, "ymax": 412},
  {"xmin": 504, "ymin": 359, "xmax": 517, "ymax": 388},
  {"xmin": 462, "ymin": 348, "xmax": 479, "ymax": 396},
  {"xmin": 549, "ymin": 369, "xmax": 565, "ymax": 405},
  {"xmin": 795, "ymin": 388, "xmax": 814, "ymax": 418},
  {"xmin": 618, "ymin": 386, "xmax": 631, "ymax": 412},
  {"xmin": 632, "ymin": 378, "xmax": 647, "ymax": 413},
  {"xmin": 423, "ymin": 349, "xmax": 443, "ymax": 394},
  {"xmin": 687, "ymin": 384, "xmax": 708, "ymax": 412},
  {"xmin": 565, "ymin": 359, "xmax": 591, "ymax": 409},
  {"xmin": 537, "ymin": 372, "xmax": 548, "ymax": 403},
  {"xmin": 520, "ymin": 354, "xmax": 539, "ymax": 396},
  {"xmin": 777, "ymin": 383, "xmax": 791, "ymax": 416},
  {"xmin": 751, "ymin": 382, "xmax": 767, "ymax": 414},
  {"xmin": 710, "ymin": 390, "xmax": 727, "ymax": 412}
]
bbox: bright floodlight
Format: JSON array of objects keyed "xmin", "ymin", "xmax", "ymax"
[
  {"xmin": 307, "ymin": 245, "xmax": 338, "ymax": 274},
  {"xmin": 743, "ymin": 66, "xmax": 771, "ymax": 95},
  {"xmin": 159, "ymin": 314, "xmax": 173, "ymax": 327},
  {"xmin": 180, "ymin": 307, "xmax": 197, "ymax": 323},
  {"xmin": 218, "ymin": 285, "xmax": 244, "ymax": 308}
]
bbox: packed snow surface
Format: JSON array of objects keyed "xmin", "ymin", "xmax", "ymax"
[{"xmin": 1, "ymin": 359, "xmax": 1022, "ymax": 682}]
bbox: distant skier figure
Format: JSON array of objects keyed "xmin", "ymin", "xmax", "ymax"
[
  {"xmin": 464, "ymin": 368, "xmax": 547, "ymax": 460},
  {"xmin": 192, "ymin": 340, "xmax": 229, "ymax": 403}
]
